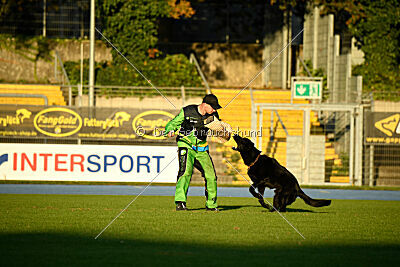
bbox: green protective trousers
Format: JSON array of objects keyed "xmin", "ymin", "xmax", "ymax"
[{"xmin": 175, "ymin": 144, "xmax": 218, "ymax": 209}]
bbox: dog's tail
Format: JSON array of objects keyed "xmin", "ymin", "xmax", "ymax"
[{"xmin": 298, "ymin": 190, "xmax": 331, "ymax": 207}]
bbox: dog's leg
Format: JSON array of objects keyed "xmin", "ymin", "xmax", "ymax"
[
  {"xmin": 249, "ymin": 185, "xmax": 260, "ymax": 199},
  {"xmin": 250, "ymin": 186, "xmax": 272, "ymax": 210},
  {"xmin": 257, "ymin": 186, "xmax": 265, "ymax": 196},
  {"xmin": 278, "ymin": 193, "xmax": 289, "ymax": 212},
  {"xmin": 272, "ymin": 192, "xmax": 281, "ymax": 212},
  {"xmin": 257, "ymin": 186, "xmax": 272, "ymax": 210},
  {"xmin": 273, "ymin": 192, "xmax": 287, "ymax": 212}
]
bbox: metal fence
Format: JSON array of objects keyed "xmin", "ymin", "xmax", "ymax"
[
  {"xmin": 60, "ymin": 85, "xmax": 206, "ymax": 107},
  {"xmin": 0, "ymin": 0, "xmax": 92, "ymax": 39},
  {"xmin": 252, "ymin": 103, "xmax": 362, "ymax": 186}
]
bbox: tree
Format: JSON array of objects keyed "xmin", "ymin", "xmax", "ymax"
[
  {"xmin": 273, "ymin": 0, "xmax": 400, "ymax": 99},
  {"xmin": 97, "ymin": 0, "xmax": 194, "ymax": 65},
  {"xmin": 349, "ymin": 0, "xmax": 400, "ymax": 99},
  {"xmin": 316, "ymin": 0, "xmax": 400, "ymax": 98}
]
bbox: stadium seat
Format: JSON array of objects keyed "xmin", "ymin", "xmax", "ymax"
[{"xmin": 0, "ymin": 84, "xmax": 66, "ymax": 106}]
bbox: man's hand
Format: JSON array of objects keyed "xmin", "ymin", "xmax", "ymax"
[{"xmin": 167, "ymin": 131, "xmax": 175, "ymax": 137}]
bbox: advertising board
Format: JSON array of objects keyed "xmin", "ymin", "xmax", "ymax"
[{"xmin": 0, "ymin": 143, "xmax": 179, "ymax": 182}]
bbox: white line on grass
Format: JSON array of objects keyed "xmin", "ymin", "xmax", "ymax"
[
  {"xmin": 223, "ymin": 28, "xmax": 304, "ymax": 109},
  {"xmin": 94, "ymin": 155, "xmax": 177, "ymax": 240},
  {"xmin": 95, "ymin": 27, "xmax": 177, "ymax": 109},
  {"xmin": 225, "ymin": 159, "xmax": 306, "ymax": 240}
]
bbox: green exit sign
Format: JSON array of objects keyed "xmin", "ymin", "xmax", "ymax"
[{"xmin": 293, "ymin": 81, "xmax": 322, "ymax": 99}]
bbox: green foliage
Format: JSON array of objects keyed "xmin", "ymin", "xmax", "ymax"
[
  {"xmin": 0, "ymin": 34, "xmax": 54, "ymax": 62},
  {"xmin": 64, "ymin": 54, "xmax": 203, "ymax": 96},
  {"xmin": 97, "ymin": 54, "xmax": 202, "ymax": 87},
  {"xmin": 0, "ymin": 34, "xmax": 55, "ymax": 82},
  {"xmin": 61, "ymin": 0, "xmax": 203, "ymax": 97},
  {"xmin": 350, "ymin": 0, "xmax": 400, "ymax": 100},
  {"xmin": 97, "ymin": 0, "xmax": 171, "ymax": 64},
  {"xmin": 274, "ymin": 0, "xmax": 400, "ymax": 100}
]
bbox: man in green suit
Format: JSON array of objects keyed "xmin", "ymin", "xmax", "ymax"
[{"xmin": 165, "ymin": 94, "xmax": 222, "ymax": 211}]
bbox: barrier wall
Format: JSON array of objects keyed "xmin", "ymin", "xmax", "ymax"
[{"xmin": 0, "ymin": 143, "xmax": 178, "ymax": 183}]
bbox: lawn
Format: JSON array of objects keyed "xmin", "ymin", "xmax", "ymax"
[{"xmin": 0, "ymin": 194, "xmax": 399, "ymax": 266}]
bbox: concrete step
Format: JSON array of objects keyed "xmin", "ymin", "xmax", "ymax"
[{"xmin": 329, "ymin": 176, "xmax": 350, "ymax": 183}]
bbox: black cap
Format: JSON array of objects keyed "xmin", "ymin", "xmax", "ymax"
[{"xmin": 202, "ymin": 94, "xmax": 222, "ymax": 110}]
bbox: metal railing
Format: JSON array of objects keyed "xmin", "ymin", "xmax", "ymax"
[
  {"xmin": 55, "ymin": 51, "xmax": 73, "ymax": 106},
  {"xmin": 189, "ymin": 53, "xmax": 211, "ymax": 94},
  {"xmin": 61, "ymin": 84, "xmax": 207, "ymax": 106},
  {"xmin": 269, "ymin": 110, "xmax": 289, "ymax": 141}
]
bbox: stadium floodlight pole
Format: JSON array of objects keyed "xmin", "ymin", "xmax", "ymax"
[
  {"xmin": 88, "ymin": 0, "xmax": 95, "ymax": 107},
  {"xmin": 94, "ymin": 155, "xmax": 177, "ymax": 240},
  {"xmin": 225, "ymin": 159, "xmax": 306, "ymax": 240},
  {"xmin": 223, "ymin": 28, "xmax": 304, "ymax": 109},
  {"xmin": 95, "ymin": 27, "xmax": 177, "ymax": 109}
]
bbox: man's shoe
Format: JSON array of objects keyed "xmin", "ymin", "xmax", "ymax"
[
  {"xmin": 205, "ymin": 207, "xmax": 219, "ymax": 211},
  {"xmin": 176, "ymin": 202, "xmax": 188, "ymax": 211}
]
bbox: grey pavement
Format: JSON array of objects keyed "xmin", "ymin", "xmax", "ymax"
[{"xmin": 0, "ymin": 184, "xmax": 400, "ymax": 201}]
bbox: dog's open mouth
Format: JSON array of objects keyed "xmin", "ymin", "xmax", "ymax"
[{"xmin": 232, "ymin": 146, "xmax": 237, "ymax": 151}]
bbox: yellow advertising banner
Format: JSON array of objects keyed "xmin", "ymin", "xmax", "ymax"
[
  {"xmin": 364, "ymin": 112, "xmax": 400, "ymax": 145},
  {"xmin": 0, "ymin": 105, "xmax": 178, "ymax": 142}
]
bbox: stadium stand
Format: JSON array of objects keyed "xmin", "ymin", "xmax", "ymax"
[
  {"xmin": 0, "ymin": 84, "xmax": 66, "ymax": 106},
  {"xmin": 211, "ymin": 89, "xmax": 348, "ymax": 184}
]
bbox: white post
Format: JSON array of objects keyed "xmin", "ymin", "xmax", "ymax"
[
  {"xmin": 258, "ymin": 109, "xmax": 263, "ymax": 151},
  {"xmin": 312, "ymin": 7, "xmax": 319, "ymax": 69},
  {"xmin": 369, "ymin": 145, "xmax": 374, "ymax": 186},
  {"xmin": 54, "ymin": 54, "xmax": 57, "ymax": 80},
  {"xmin": 78, "ymin": 84, "xmax": 83, "ymax": 107},
  {"xmin": 286, "ymin": 11, "xmax": 292, "ymax": 89},
  {"xmin": 42, "ymin": 0, "xmax": 46, "ymax": 37},
  {"xmin": 282, "ymin": 22, "xmax": 288, "ymax": 89},
  {"xmin": 180, "ymin": 85, "xmax": 185, "ymax": 107},
  {"xmin": 80, "ymin": 40, "xmax": 84, "ymax": 87},
  {"xmin": 354, "ymin": 105, "xmax": 363, "ymax": 186},
  {"xmin": 68, "ymin": 86, "xmax": 72, "ymax": 107},
  {"xmin": 250, "ymin": 88, "xmax": 257, "ymax": 144},
  {"xmin": 89, "ymin": 0, "xmax": 95, "ymax": 107},
  {"xmin": 303, "ymin": 108, "xmax": 311, "ymax": 184},
  {"xmin": 349, "ymin": 109, "xmax": 355, "ymax": 185}
]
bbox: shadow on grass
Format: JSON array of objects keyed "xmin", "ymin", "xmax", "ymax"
[
  {"xmin": 189, "ymin": 205, "xmax": 325, "ymax": 213},
  {"xmin": 186, "ymin": 206, "xmax": 330, "ymax": 213},
  {"xmin": 285, "ymin": 208, "xmax": 323, "ymax": 213},
  {"xmin": 218, "ymin": 204, "xmax": 260, "ymax": 211},
  {"xmin": 0, "ymin": 232, "xmax": 399, "ymax": 266},
  {"xmin": 188, "ymin": 204, "xmax": 259, "ymax": 211}
]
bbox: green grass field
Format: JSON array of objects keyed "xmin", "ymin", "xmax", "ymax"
[{"xmin": 1, "ymin": 194, "xmax": 399, "ymax": 266}]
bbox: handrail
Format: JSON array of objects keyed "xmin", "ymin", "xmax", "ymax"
[
  {"xmin": 274, "ymin": 110, "xmax": 289, "ymax": 136},
  {"xmin": 270, "ymin": 110, "xmax": 289, "ymax": 140},
  {"xmin": 0, "ymin": 93, "xmax": 48, "ymax": 106},
  {"xmin": 189, "ymin": 53, "xmax": 211, "ymax": 94},
  {"xmin": 77, "ymin": 85, "xmax": 206, "ymax": 90},
  {"xmin": 55, "ymin": 51, "xmax": 72, "ymax": 106}
]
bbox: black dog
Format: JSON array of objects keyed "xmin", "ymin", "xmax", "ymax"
[{"xmin": 232, "ymin": 134, "xmax": 331, "ymax": 212}]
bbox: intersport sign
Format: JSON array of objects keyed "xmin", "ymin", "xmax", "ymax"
[{"xmin": 0, "ymin": 144, "xmax": 178, "ymax": 182}]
